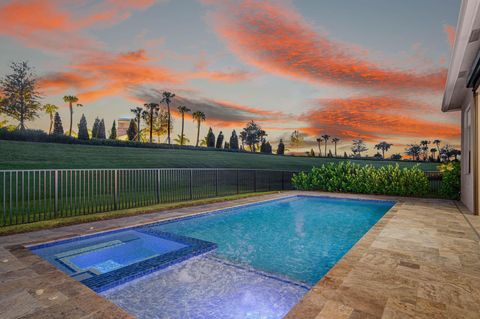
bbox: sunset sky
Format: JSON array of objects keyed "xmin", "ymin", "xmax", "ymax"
[{"xmin": 0, "ymin": 0, "xmax": 461, "ymax": 155}]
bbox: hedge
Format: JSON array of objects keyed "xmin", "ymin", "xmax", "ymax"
[{"xmin": 292, "ymin": 161, "xmax": 430, "ymax": 197}]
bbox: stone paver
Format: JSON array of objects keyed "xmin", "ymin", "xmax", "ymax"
[{"xmin": 0, "ymin": 191, "xmax": 478, "ymax": 319}]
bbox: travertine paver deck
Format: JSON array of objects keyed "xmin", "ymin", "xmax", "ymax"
[{"xmin": 0, "ymin": 191, "xmax": 479, "ymax": 319}]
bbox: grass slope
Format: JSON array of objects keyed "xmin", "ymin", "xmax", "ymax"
[{"xmin": 0, "ymin": 140, "xmax": 439, "ymax": 171}]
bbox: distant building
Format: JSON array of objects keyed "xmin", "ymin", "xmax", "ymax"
[
  {"xmin": 117, "ymin": 117, "xmax": 132, "ymax": 137},
  {"xmin": 442, "ymin": 0, "xmax": 480, "ymax": 215}
]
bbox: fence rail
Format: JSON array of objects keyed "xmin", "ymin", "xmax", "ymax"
[{"xmin": 0, "ymin": 168, "xmax": 297, "ymax": 227}]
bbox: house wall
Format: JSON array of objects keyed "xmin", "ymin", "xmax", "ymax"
[
  {"xmin": 474, "ymin": 92, "xmax": 479, "ymax": 215},
  {"xmin": 461, "ymin": 93, "xmax": 475, "ymax": 213}
]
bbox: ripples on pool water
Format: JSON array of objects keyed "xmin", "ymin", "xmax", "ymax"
[{"xmin": 103, "ymin": 196, "xmax": 394, "ymax": 319}]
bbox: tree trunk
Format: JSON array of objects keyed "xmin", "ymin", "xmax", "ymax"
[
  {"xmin": 49, "ymin": 113, "xmax": 53, "ymax": 134},
  {"xmin": 324, "ymin": 144, "xmax": 327, "ymax": 157},
  {"xmin": 317, "ymin": 142, "xmax": 322, "ymax": 157},
  {"xmin": 149, "ymin": 109, "xmax": 153, "ymax": 143},
  {"xmin": 180, "ymin": 114, "xmax": 185, "ymax": 145},
  {"xmin": 382, "ymin": 149, "xmax": 385, "ymax": 159},
  {"xmin": 196, "ymin": 122, "xmax": 200, "ymax": 147},
  {"xmin": 334, "ymin": 143, "xmax": 337, "ymax": 156},
  {"xmin": 167, "ymin": 102, "xmax": 171, "ymax": 144},
  {"xmin": 137, "ymin": 116, "xmax": 141, "ymax": 142},
  {"xmin": 69, "ymin": 103, "xmax": 73, "ymax": 136}
]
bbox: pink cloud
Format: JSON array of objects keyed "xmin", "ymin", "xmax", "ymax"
[{"xmin": 207, "ymin": 0, "xmax": 446, "ymax": 91}]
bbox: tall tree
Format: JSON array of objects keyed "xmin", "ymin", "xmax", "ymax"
[
  {"xmin": 405, "ymin": 144, "xmax": 421, "ymax": 160},
  {"xmin": 321, "ymin": 134, "xmax": 330, "ymax": 156},
  {"xmin": 192, "ymin": 111, "xmax": 206, "ymax": 147},
  {"xmin": 177, "ymin": 105, "xmax": 191, "ymax": 145},
  {"xmin": 206, "ymin": 127, "xmax": 216, "ymax": 147},
  {"xmin": 127, "ymin": 119, "xmax": 137, "ymax": 141},
  {"xmin": 277, "ymin": 139, "xmax": 285, "ymax": 155},
  {"xmin": 420, "ymin": 140, "xmax": 431, "ymax": 161},
  {"xmin": 351, "ymin": 139, "xmax": 368, "ymax": 157},
  {"xmin": 216, "ymin": 131, "xmax": 224, "ymax": 148},
  {"xmin": 52, "ymin": 112, "xmax": 64, "ymax": 135},
  {"xmin": 144, "ymin": 103, "xmax": 159, "ymax": 143},
  {"xmin": 63, "ymin": 95, "xmax": 82, "ymax": 137},
  {"xmin": 430, "ymin": 148, "xmax": 437, "ymax": 161},
  {"xmin": 43, "ymin": 104, "xmax": 58, "ymax": 134},
  {"xmin": 332, "ymin": 137, "xmax": 340, "ymax": 157},
  {"xmin": 130, "ymin": 107, "xmax": 143, "ymax": 142},
  {"xmin": 242, "ymin": 121, "xmax": 265, "ymax": 152},
  {"xmin": 290, "ymin": 130, "xmax": 304, "ymax": 152},
  {"xmin": 151, "ymin": 107, "xmax": 170, "ymax": 142},
  {"xmin": 433, "ymin": 139, "xmax": 442, "ymax": 160},
  {"xmin": 92, "ymin": 117, "xmax": 100, "ymax": 138},
  {"xmin": 77, "ymin": 114, "xmax": 89, "ymax": 140},
  {"xmin": 98, "ymin": 119, "xmax": 106, "ymax": 139},
  {"xmin": 374, "ymin": 141, "xmax": 393, "ymax": 159},
  {"xmin": 160, "ymin": 91, "xmax": 175, "ymax": 144},
  {"xmin": 0, "ymin": 61, "xmax": 42, "ymax": 130},
  {"xmin": 230, "ymin": 130, "xmax": 239, "ymax": 150},
  {"xmin": 316, "ymin": 137, "xmax": 322, "ymax": 157},
  {"xmin": 109, "ymin": 120, "xmax": 117, "ymax": 140}
]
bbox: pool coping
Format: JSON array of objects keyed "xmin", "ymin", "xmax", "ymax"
[{"xmin": 0, "ymin": 191, "xmax": 471, "ymax": 319}]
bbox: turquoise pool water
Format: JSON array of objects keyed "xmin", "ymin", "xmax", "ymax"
[{"xmin": 148, "ymin": 196, "xmax": 394, "ymax": 285}]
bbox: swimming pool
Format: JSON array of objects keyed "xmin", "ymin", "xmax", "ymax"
[{"xmin": 31, "ymin": 195, "xmax": 394, "ymax": 319}]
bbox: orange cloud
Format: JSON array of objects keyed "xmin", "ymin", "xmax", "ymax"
[
  {"xmin": 208, "ymin": 0, "xmax": 446, "ymax": 91},
  {"xmin": 39, "ymin": 50, "xmax": 178, "ymax": 102},
  {"xmin": 443, "ymin": 24, "xmax": 456, "ymax": 48},
  {"xmin": 300, "ymin": 96, "xmax": 460, "ymax": 141},
  {"xmin": 0, "ymin": 0, "xmax": 157, "ymax": 53}
]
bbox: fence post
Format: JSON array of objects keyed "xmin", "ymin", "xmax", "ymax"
[
  {"xmin": 114, "ymin": 169, "xmax": 118, "ymax": 209},
  {"xmin": 254, "ymin": 170, "xmax": 257, "ymax": 192},
  {"xmin": 54, "ymin": 170, "xmax": 58, "ymax": 217},
  {"xmin": 236, "ymin": 170, "xmax": 239, "ymax": 194},
  {"xmin": 282, "ymin": 171, "xmax": 285, "ymax": 190},
  {"xmin": 190, "ymin": 169, "xmax": 193, "ymax": 200},
  {"xmin": 156, "ymin": 169, "xmax": 160, "ymax": 204},
  {"xmin": 215, "ymin": 169, "xmax": 219, "ymax": 197}
]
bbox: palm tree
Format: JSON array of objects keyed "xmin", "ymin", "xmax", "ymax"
[
  {"xmin": 321, "ymin": 134, "xmax": 330, "ymax": 156},
  {"xmin": 316, "ymin": 138, "xmax": 322, "ymax": 157},
  {"xmin": 63, "ymin": 95, "xmax": 82, "ymax": 137},
  {"xmin": 43, "ymin": 104, "xmax": 58, "ymax": 134},
  {"xmin": 144, "ymin": 103, "xmax": 159, "ymax": 143},
  {"xmin": 192, "ymin": 111, "xmax": 206, "ymax": 147},
  {"xmin": 177, "ymin": 105, "xmax": 191, "ymax": 145},
  {"xmin": 430, "ymin": 148, "xmax": 437, "ymax": 161},
  {"xmin": 433, "ymin": 139, "xmax": 441, "ymax": 160},
  {"xmin": 332, "ymin": 137, "xmax": 340, "ymax": 157},
  {"xmin": 374, "ymin": 141, "xmax": 393, "ymax": 159},
  {"xmin": 130, "ymin": 106, "xmax": 143, "ymax": 142},
  {"xmin": 420, "ymin": 140, "xmax": 431, "ymax": 161},
  {"xmin": 160, "ymin": 91, "xmax": 175, "ymax": 144}
]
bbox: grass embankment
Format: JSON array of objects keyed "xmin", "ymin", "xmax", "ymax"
[
  {"xmin": 0, "ymin": 191, "xmax": 277, "ymax": 236},
  {"xmin": 0, "ymin": 140, "xmax": 440, "ymax": 171}
]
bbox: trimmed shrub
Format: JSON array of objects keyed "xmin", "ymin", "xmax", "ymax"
[
  {"xmin": 207, "ymin": 127, "xmax": 215, "ymax": 147},
  {"xmin": 53, "ymin": 112, "xmax": 64, "ymax": 135},
  {"xmin": 230, "ymin": 130, "xmax": 239, "ymax": 150},
  {"xmin": 292, "ymin": 162, "xmax": 429, "ymax": 197},
  {"xmin": 109, "ymin": 120, "xmax": 117, "ymax": 140},
  {"xmin": 439, "ymin": 162, "xmax": 461, "ymax": 200},
  {"xmin": 216, "ymin": 131, "xmax": 224, "ymax": 149},
  {"xmin": 277, "ymin": 139, "xmax": 285, "ymax": 155},
  {"xmin": 77, "ymin": 114, "xmax": 89, "ymax": 140}
]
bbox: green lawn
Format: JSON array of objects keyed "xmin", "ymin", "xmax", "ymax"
[{"xmin": 0, "ymin": 140, "xmax": 440, "ymax": 171}]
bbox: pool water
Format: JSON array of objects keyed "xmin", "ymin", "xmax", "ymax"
[
  {"xmin": 149, "ymin": 196, "xmax": 393, "ymax": 285},
  {"xmin": 31, "ymin": 195, "xmax": 394, "ymax": 319}
]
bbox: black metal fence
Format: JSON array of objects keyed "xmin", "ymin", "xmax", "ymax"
[
  {"xmin": 0, "ymin": 169, "xmax": 297, "ymax": 226},
  {"xmin": 424, "ymin": 171, "xmax": 443, "ymax": 197}
]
